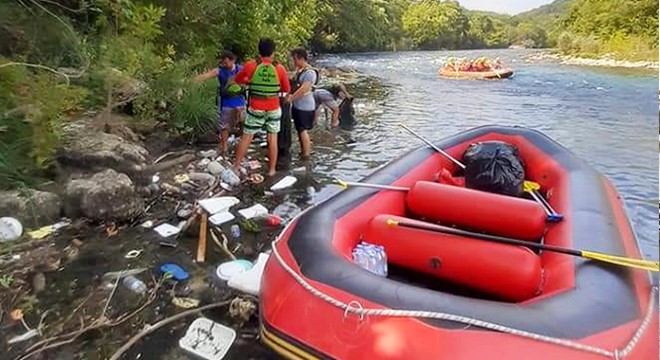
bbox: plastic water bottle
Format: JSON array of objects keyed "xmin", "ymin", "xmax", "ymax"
[
  {"xmin": 272, "ymin": 202, "xmax": 302, "ymax": 225},
  {"xmin": 220, "ymin": 169, "xmax": 241, "ymax": 186},
  {"xmin": 305, "ymin": 186, "xmax": 316, "ymax": 204},
  {"xmin": 352, "ymin": 248, "xmax": 369, "ymax": 272},
  {"xmin": 378, "ymin": 245, "xmax": 388, "ymax": 277},
  {"xmin": 230, "ymin": 224, "xmax": 241, "ymax": 240},
  {"xmin": 122, "ymin": 276, "xmax": 147, "ymax": 294},
  {"xmin": 352, "ymin": 242, "xmax": 387, "ymax": 277},
  {"xmin": 367, "ymin": 248, "xmax": 380, "ymax": 275}
]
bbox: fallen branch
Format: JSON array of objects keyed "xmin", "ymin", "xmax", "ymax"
[
  {"xmin": 144, "ymin": 154, "xmax": 196, "ymax": 174},
  {"xmin": 109, "ymin": 300, "xmax": 233, "ymax": 360},
  {"xmin": 0, "ymin": 62, "xmax": 70, "ymax": 85},
  {"xmin": 17, "ymin": 277, "xmax": 165, "ymax": 360},
  {"xmin": 37, "ymin": 0, "xmax": 87, "ymax": 12},
  {"xmin": 210, "ymin": 228, "xmax": 236, "ymax": 260}
]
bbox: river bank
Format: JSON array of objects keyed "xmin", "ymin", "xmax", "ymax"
[
  {"xmin": 522, "ymin": 50, "xmax": 659, "ymax": 70},
  {"xmin": 0, "ymin": 66, "xmax": 366, "ymax": 359}
]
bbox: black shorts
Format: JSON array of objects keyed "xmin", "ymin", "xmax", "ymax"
[{"xmin": 292, "ymin": 107, "xmax": 315, "ymax": 133}]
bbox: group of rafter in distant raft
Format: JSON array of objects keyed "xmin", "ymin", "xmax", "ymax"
[{"xmin": 438, "ymin": 56, "xmax": 514, "ymax": 79}]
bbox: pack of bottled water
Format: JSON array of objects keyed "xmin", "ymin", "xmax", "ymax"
[{"xmin": 352, "ymin": 241, "xmax": 388, "ymax": 277}]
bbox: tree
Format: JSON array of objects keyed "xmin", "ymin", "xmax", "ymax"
[
  {"xmin": 402, "ymin": 0, "xmax": 469, "ymax": 50},
  {"xmin": 467, "ymin": 13, "xmax": 509, "ymax": 48}
]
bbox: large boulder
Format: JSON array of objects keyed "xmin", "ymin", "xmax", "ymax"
[
  {"xmin": 57, "ymin": 119, "xmax": 150, "ymax": 176},
  {"xmin": 0, "ymin": 189, "xmax": 62, "ymax": 229},
  {"xmin": 64, "ymin": 170, "xmax": 144, "ymax": 222}
]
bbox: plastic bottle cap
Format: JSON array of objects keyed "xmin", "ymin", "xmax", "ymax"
[{"xmin": 216, "ymin": 260, "xmax": 254, "ymax": 281}]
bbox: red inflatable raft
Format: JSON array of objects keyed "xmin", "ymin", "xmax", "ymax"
[
  {"xmin": 259, "ymin": 126, "xmax": 658, "ymax": 360},
  {"xmin": 438, "ymin": 67, "xmax": 514, "ymax": 79}
]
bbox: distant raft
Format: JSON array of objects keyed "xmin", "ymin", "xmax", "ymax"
[{"xmin": 438, "ymin": 67, "xmax": 514, "ymax": 79}]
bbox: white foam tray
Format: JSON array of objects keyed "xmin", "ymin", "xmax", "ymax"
[{"xmin": 178, "ymin": 317, "xmax": 236, "ymax": 360}]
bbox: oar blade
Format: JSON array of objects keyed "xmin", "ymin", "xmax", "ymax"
[{"xmin": 582, "ymin": 251, "xmax": 659, "ymax": 272}]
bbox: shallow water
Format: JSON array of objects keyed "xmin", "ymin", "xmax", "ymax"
[{"xmin": 308, "ymin": 49, "xmax": 658, "ymax": 261}]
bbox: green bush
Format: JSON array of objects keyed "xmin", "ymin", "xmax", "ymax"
[
  {"xmin": 170, "ymin": 80, "xmax": 217, "ymax": 142},
  {"xmin": 0, "ymin": 62, "xmax": 87, "ymax": 189}
]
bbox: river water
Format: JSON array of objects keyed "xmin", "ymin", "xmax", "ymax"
[{"xmin": 306, "ymin": 49, "xmax": 658, "ymax": 261}]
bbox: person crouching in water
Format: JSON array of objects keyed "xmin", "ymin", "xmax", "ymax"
[
  {"xmin": 232, "ymin": 38, "xmax": 290, "ymax": 177},
  {"xmin": 285, "ymin": 48, "xmax": 318, "ymax": 160},
  {"xmin": 313, "ymin": 83, "xmax": 352, "ymax": 128},
  {"xmin": 193, "ymin": 50, "xmax": 246, "ymax": 157}
]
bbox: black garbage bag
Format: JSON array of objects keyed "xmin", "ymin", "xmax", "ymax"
[{"xmin": 462, "ymin": 141, "xmax": 525, "ymax": 197}]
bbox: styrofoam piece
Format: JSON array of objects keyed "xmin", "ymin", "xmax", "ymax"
[
  {"xmin": 178, "ymin": 317, "xmax": 236, "ymax": 360},
  {"xmin": 216, "ymin": 260, "xmax": 254, "ymax": 281},
  {"xmin": 153, "ymin": 223, "xmax": 181, "ymax": 237},
  {"xmin": 227, "ymin": 252, "xmax": 270, "ymax": 296},
  {"xmin": 270, "ymin": 175, "xmax": 297, "ymax": 191},
  {"xmin": 0, "ymin": 217, "xmax": 23, "ymax": 242},
  {"xmin": 199, "ymin": 197, "xmax": 240, "ymax": 215},
  {"xmin": 208, "ymin": 211, "xmax": 235, "ymax": 226},
  {"xmin": 237, "ymin": 204, "xmax": 268, "ymax": 220}
]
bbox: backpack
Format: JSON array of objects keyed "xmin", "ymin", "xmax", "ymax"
[{"xmin": 293, "ymin": 66, "xmax": 320, "ymax": 93}]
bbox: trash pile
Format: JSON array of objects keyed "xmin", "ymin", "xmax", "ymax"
[
  {"xmin": 2, "ymin": 139, "xmax": 315, "ymax": 359},
  {"xmin": 126, "ymin": 145, "xmax": 310, "ymax": 358}
]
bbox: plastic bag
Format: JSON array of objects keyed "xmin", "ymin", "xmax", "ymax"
[{"xmin": 462, "ymin": 141, "xmax": 525, "ymax": 197}]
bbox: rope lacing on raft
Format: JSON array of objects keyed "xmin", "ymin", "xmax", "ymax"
[{"xmin": 270, "ymin": 206, "xmax": 657, "ymax": 359}]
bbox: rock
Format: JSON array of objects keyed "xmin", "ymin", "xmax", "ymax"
[
  {"xmin": 57, "ymin": 119, "xmax": 150, "ymax": 175},
  {"xmin": 64, "ymin": 170, "xmax": 144, "ymax": 221},
  {"xmin": 0, "ymin": 24, "xmax": 29, "ymax": 58},
  {"xmin": 206, "ymin": 161, "xmax": 225, "ymax": 176},
  {"xmin": 188, "ymin": 172, "xmax": 216, "ymax": 187},
  {"xmin": 199, "ymin": 150, "xmax": 218, "ymax": 159},
  {"xmin": 0, "ymin": 189, "xmax": 62, "ymax": 229},
  {"xmin": 149, "ymin": 183, "xmax": 160, "ymax": 194}
]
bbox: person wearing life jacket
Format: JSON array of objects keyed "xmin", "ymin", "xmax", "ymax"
[
  {"xmin": 493, "ymin": 57, "xmax": 502, "ymax": 69},
  {"xmin": 193, "ymin": 50, "xmax": 246, "ymax": 156},
  {"xmin": 285, "ymin": 47, "xmax": 319, "ymax": 160},
  {"xmin": 232, "ymin": 38, "xmax": 291, "ymax": 176},
  {"xmin": 475, "ymin": 57, "xmax": 486, "ymax": 72}
]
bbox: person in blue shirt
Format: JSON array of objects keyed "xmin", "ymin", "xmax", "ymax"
[{"xmin": 194, "ymin": 50, "xmax": 246, "ymax": 156}]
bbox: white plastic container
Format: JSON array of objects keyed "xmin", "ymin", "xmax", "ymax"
[
  {"xmin": 179, "ymin": 317, "xmax": 236, "ymax": 360},
  {"xmin": 0, "ymin": 217, "xmax": 23, "ymax": 242}
]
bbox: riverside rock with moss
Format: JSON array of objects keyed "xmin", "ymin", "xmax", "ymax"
[
  {"xmin": 57, "ymin": 119, "xmax": 150, "ymax": 175},
  {"xmin": 64, "ymin": 169, "xmax": 144, "ymax": 222},
  {"xmin": 0, "ymin": 189, "xmax": 62, "ymax": 229}
]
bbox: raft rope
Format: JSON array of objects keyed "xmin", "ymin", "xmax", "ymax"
[{"xmin": 270, "ymin": 206, "xmax": 658, "ymax": 359}]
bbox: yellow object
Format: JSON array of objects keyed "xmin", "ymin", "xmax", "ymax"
[
  {"xmin": 523, "ymin": 181, "xmax": 541, "ymax": 193},
  {"xmin": 581, "ymin": 251, "xmax": 659, "ymax": 272},
  {"xmin": 28, "ymin": 226, "xmax": 53, "ymax": 239},
  {"xmin": 336, "ymin": 179, "xmax": 348, "ymax": 188},
  {"xmin": 174, "ymin": 174, "xmax": 190, "ymax": 184},
  {"xmin": 172, "ymin": 297, "xmax": 200, "ymax": 309}
]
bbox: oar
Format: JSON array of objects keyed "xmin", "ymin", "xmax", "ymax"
[
  {"xmin": 398, "ymin": 123, "xmax": 563, "ymax": 222},
  {"xmin": 386, "ymin": 218, "xmax": 659, "ymax": 273},
  {"xmin": 335, "ymin": 178, "xmax": 408, "ymax": 192},
  {"xmin": 524, "ymin": 181, "xmax": 563, "ymax": 222},
  {"xmin": 399, "ymin": 124, "xmax": 465, "ymax": 170}
]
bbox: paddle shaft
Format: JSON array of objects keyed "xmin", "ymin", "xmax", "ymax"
[
  {"xmin": 393, "ymin": 219, "xmax": 579, "ymax": 256},
  {"xmin": 391, "ymin": 219, "xmax": 658, "ymax": 272},
  {"xmin": 336, "ymin": 179, "xmax": 409, "ymax": 192},
  {"xmin": 399, "ymin": 124, "xmax": 466, "ymax": 169}
]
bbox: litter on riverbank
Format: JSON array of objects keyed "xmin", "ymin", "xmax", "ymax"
[{"xmin": 0, "ymin": 129, "xmax": 320, "ymax": 360}]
